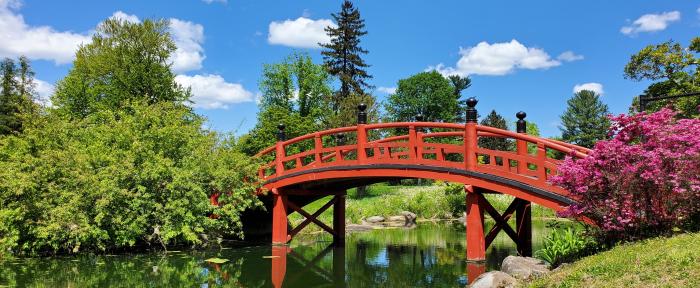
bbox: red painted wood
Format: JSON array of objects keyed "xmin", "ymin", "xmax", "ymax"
[
  {"xmin": 271, "ymin": 190, "xmax": 288, "ymax": 245},
  {"xmin": 466, "ymin": 185, "xmax": 485, "ymax": 261},
  {"xmin": 465, "ymin": 123, "xmax": 478, "ymax": 171}
]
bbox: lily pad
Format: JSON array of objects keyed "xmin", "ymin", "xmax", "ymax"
[
  {"xmin": 263, "ymin": 256, "xmax": 280, "ymax": 259},
  {"xmin": 205, "ymin": 257, "xmax": 229, "ymax": 264}
]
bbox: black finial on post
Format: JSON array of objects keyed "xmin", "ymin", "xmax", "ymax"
[
  {"xmin": 276, "ymin": 123, "xmax": 286, "ymax": 141},
  {"xmin": 357, "ymin": 103, "xmax": 367, "ymax": 124},
  {"xmin": 336, "ymin": 133, "xmax": 345, "ymax": 145},
  {"xmin": 516, "ymin": 111, "xmax": 527, "ymax": 133},
  {"xmin": 415, "ymin": 114, "xmax": 424, "ymax": 122},
  {"xmin": 465, "ymin": 97, "xmax": 478, "ymax": 123}
]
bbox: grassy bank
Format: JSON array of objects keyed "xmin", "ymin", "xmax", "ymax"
[
  {"xmin": 288, "ymin": 183, "xmax": 556, "ymax": 231},
  {"xmin": 530, "ymin": 232, "xmax": 700, "ymax": 288}
]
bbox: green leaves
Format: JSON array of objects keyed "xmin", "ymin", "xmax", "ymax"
[
  {"xmin": 385, "ymin": 71, "xmax": 458, "ymax": 123},
  {"xmin": 560, "ymin": 90, "xmax": 610, "ymax": 148},
  {"xmin": 535, "ymin": 227, "xmax": 597, "ymax": 267}
]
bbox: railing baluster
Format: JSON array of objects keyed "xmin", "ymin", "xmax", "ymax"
[
  {"xmin": 537, "ymin": 142, "xmax": 547, "ymax": 182},
  {"xmin": 314, "ymin": 134, "xmax": 322, "ymax": 165},
  {"xmin": 465, "ymin": 98, "xmax": 478, "ymax": 171},
  {"xmin": 408, "ymin": 125, "xmax": 417, "ymax": 161},
  {"xmin": 416, "ymin": 132, "xmax": 424, "ymax": 162}
]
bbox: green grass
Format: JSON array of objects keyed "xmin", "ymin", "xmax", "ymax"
[
  {"xmin": 288, "ymin": 183, "xmax": 556, "ymax": 233},
  {"xmin": 530, "ymin": 233, "xmax": 700, "ymax": 288}
]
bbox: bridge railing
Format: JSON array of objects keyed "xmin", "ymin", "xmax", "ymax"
[{"xmin": 256, "ymin": 99, "xmax": 590, "ymax": 197}]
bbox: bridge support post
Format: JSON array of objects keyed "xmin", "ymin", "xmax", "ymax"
[
  {"xmin": 333, "ymin": 193, "xmax": 346, "ymax": 244},
  {"xmin": 516, "ymin": 199, "xmax": 532, "ymax": 256},
  {"xmin": 465, "ymin": 185, "xmax": 485, "ymax": 261},
  {"xmin": 272, "ymin": 190, "xmax": 289, "ymax": 245}
]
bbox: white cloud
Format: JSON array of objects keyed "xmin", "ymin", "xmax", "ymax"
[
  {"xmin": 557, "ymin": 51, "xmax": 584, "ymax": 62},
  {"xmin": 202, "ymin": 0, "xmax": 227, "ymax": 4},
  {"xmin": 0, "ymin": 0, "xmax": 91, "ymax": 64},
  {"xmin": 573, "ymin": 82, "xmax": 604, "ymax": 95},
  {"xmin": 175, "ymin": 74, "xmax": 254, "ymax": 109},
  {"xmin": 621, "ymin": 11, "xmax": 680, "ymax": 35},
  {"xmin": 110, "ymin": 11, "xmax": 139, "ymax": 23},
  {"xmin": 377, "ymin": 86, "xmax": 396, "ymax": 94},
  {"xmin": 268, "ymin": 17, "xmax": 335, "ymax": 48},
  {"xmin": 169, "ymin": 19, "xmax": 205, "ymax": 73},
  {"xmin": 33, "ymin": 78, "xmax": 54, "ymax": 106},
  {"xmin": 430, "ymin": 40, "xmax": 561, "ymax": 76}
]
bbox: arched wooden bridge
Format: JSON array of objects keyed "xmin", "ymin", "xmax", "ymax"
[{"xmin": 255, "ymin": 98, "xmax": 590, "ymax": 271}]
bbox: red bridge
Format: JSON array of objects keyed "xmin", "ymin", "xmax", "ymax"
[{"xmin": 255, "ymin": 98, "xmax": 589, "ymax": 283}]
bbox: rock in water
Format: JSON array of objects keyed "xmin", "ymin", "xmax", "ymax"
[
  {"xmin": 501, "ymin": 256, "xmax": 550, "ymax": 280},
  {"xmin": 469, "ymin": 271, "xmax": 518, "ymax": 288},
  {"xmin": 400, "ymin": 211, "xmax": 417, "ymax": 223},
  {"xmin": 387, "ymin": 215, "xmax": 406, "ymax": 222},
  {"xmin": 365, "ymin": 216, "xmax": 385, "ymax": 223}
]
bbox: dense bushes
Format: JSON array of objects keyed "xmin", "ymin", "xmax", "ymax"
[
  {"xmin": 535, "ymin": 227, "xmax": 597, "ymax": 267},
  {"xmin": 0, "ymin": 102, "xmax": 260, "ymax": 256},
  {"xmin": 552, "ymin": 108, "xmax": 700, "ymax": 241}
]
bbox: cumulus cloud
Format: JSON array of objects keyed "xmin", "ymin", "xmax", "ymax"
[
  {"xmin": 573, "ymin": 82, "xmax": 604, "ymax": 95},
  {"xmin": 0, "ymin": 0, "xmax": 91, "ymax": 64},
  {"xmin": 621, "ymin": 11, "xmax": 680, "ymax": 35},
  {"xmin": 268, "ymin": 17, "xmax": 335, "ymax": 48},
  {"xmin": 110, "ymin": 10, "xmax": 139, "ymax": 23},
  {"xmin": 557, "ymin": 51, "xmax": 584, "ymax": 62},
  {"xmin": 169, "ymin": 19, "xmax": 205, "ymax": 73},
  {"xmin": 175, "ymin": 74, "xmax": 254, "ymax": 109},
  {"xmin": 429, "ymin": 40, "xmax": 561, "ymax": 76},
  {"xmin": 33, "ymin": 78, "xmax": 54, "ymax": 106},
  {"xmin": 377, "ymin": 86, "xmax": 396, "ymax": 94}
]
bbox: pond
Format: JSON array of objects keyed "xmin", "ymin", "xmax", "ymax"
[{"xmin": 0, "ymin": 220, "xmax": 566, "ymax": 287}]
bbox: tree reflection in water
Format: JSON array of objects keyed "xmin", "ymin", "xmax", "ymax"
[{"xmin": 0, "ymin": 221, "xmax": 563, "ymax": 287}]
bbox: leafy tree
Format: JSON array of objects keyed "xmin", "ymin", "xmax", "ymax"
[
  {"xmin": 385, "ymin": 71, "xmax": 457, "ymax": 123},
  {"xmin": 0, "ymin": 101, "xmax": 260, "ymax": 256},
  {"xmin": 624, "ymin": 37, "xmax": 700, "ymax": 118},
  {"xmin": 560, "ymin": 90, "xmax": 610, "ymax": 148},
  {"xmin": 52, "ymin": 18, "xmax": 189, "ymax": 118},
  {"xmin": 552, "ymin": 108, "xmax": 700, "ymax": 242},
  {"xmin": 478, "ymin": 110, "xmax": 512, "ymax": 151},
  {"xmin": 238, "ymin": 106, "xmax": 319, "ymax": 156},
  {"xmin": 320, "ymin": 0, "xmax": 372, "ymax": 110}
]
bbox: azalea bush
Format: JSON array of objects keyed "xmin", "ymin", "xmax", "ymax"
[{"xmin": 551, "ymin": 108, "xmax": 700, "ymax": 241}]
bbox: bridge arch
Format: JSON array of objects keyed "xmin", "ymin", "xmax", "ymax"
[{"xmin": 255, "ymin": 99, "xmax": 590, "ymax": 266}]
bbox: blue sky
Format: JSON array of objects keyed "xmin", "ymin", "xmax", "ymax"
[{"xmin": 1, "ymin": 0, "xmax": 698, "ymax": 137}]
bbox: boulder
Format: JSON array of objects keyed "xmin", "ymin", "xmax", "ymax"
[
  {"xmin": 400, "ymin": 211, "xmax": 417, "ymax": 223},
  {"xmin": 469, "ymin": 271, "xmax": 518, "ymax": 288},
  {"xmin": 501, "ymin": 256, "xmax": 550, "ymax": 280},
  {"xmin": 365, "ymin": 216, "xmax": 385, "ymax": 223},
  {"xmin": 387, "ymin": 215, "xmax": 406, "ymax": 222}
]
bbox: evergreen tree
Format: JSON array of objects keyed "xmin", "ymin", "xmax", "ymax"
[
  {"xmin": 448, "ymin": 75, "xmax": 472, "ymax": 122},
  {"xmin": 17, "ymin": 56, "xmax": 35, "ymax": 104},
  {"xmin": 0, "ymin": 58, "xmax": 20, "ymax": 135},
  {"xmin": 478, "ymin": 109, "xmax": 511, "ymax": 151},
  {"xmin": 560, "ymin": 90, "xmax": 611, "ymax": 148},
  {"xmin": 52, "ymin": 18, "xmax": 189, "ymax": 118},
  {"xmin": 320, "ymin": 0, "xmax": 372, "ymax": 111}
]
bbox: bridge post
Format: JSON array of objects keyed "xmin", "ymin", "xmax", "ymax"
[
  {"xmin": 464, "ymin": 97, "xmax": 478, "ymax": 171},
  {"xmin": 272, "ymin": 189, "xmax": 289, "ymax": 245},
  {"xmin": 333, "ymin": 193, "xmax": 346, "ymax": 244},
  {"xmin": 357, "ymin": 104, "xmax": 368, "ymax": 163},
  {"xmin": 465, "ymin": 184, "xmax": 486, "ymax": 261},
  {"xmin": 515, "ymin": 112, "xmax": 533, "ymax": 256}
]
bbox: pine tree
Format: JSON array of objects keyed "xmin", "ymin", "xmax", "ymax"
[
  {"xmin": 17, "ymin": 56, "xmax": 36, "ymax": 104},
  {"xmin": 448, "ymin": 75, "xmax": 472, "ymax": 122},
  {"xmin": 560, "ymin": 90, "xmax": 611, "ymax": 148},
  {"xmin": 320, "ymin": 0, "xmax": 372, "ymax": 111},
  {"xmin": 0, "ymin": 58, "xmax": 21, "ymax": 135},
  {"xmin": 478, "ymin": 109, "xmax": 511, "ymax": 151}
]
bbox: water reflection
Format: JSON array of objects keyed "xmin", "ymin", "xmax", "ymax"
[{"xmin": 0, "ymin": 221, "xmax": 562, "ymax": 287}]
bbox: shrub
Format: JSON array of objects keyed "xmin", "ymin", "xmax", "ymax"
[
  {"xmin": 551, "ymin": 108, "xmax": 700, "ymax": 241},
  {"xmin": 0, "ymin": 102, "xmax": 260, "ymax": 256},
  {"xmin": 535, "ymin": 227, "xmax": 597, "ymax": 267}
]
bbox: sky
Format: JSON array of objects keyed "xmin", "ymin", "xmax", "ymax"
[{"xmin": 1, "ymin": 0, "xmax": 698, "ymax": 137}]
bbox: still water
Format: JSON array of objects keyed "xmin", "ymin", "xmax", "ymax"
[{"xmin": 0, "ymin": 220, "xmax": 562, "ymax": 287}]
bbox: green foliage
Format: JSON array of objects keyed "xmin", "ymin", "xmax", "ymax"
[
  {"xmin": 320, "ymin": 0, "xmax": 372, "ymax": 108},
  {"xmin": 0, "ymin": 101, "xmax": 260, "ymax": 256},
  {"xmin": 52, "ymin": 18, "xmax": 189, "ymax": 119},
  {"xmin": 444, "ymin": 183, "xmax": 466, "ymax": 216},
  {"xmin": 535, "ymin": 227, "xmax": 597, "ymax": 267},
  {"xmin": 385, "ymin": 71, "xmax": 458, "ymax": 123},
  {"xmin": 479, "ymin": 109, "xmax": 512, "ymax": 151},
  {"xmin": 448, "ymin": 75, "xmax": 472, "ymax": 121},
  {"xmin": 624, "ymin": 38, "xmax": 700, "ymax": 118},
  {"xmin": 0, "ymin": 57, "xmax": 36, "ymax": 136},
  {"xmin": 560, "ymin": 90, "xmax": 610, "ymax": 148},
  {"xmin": 238, "ymin": 105, "xmax": 319, "ymax": 156}
]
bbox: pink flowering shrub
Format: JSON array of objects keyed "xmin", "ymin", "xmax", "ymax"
[{"xmin": 551, "ymin": 108, "xmax": 700, "ymax": 240}]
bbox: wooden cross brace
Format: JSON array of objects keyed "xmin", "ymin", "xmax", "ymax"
[
  {"xmin": 482, "ymin": 196, "xmax": 523, "ymax": 249},
  {"xmin": 287, "ymin": 196, "xmax": 338, "ymax": 238}
]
